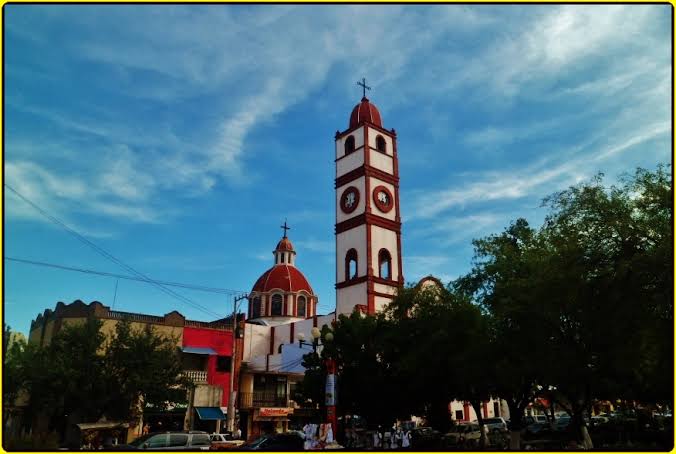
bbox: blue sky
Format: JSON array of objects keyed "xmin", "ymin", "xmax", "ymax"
[{"xmin": 4, "ymin": 5, "xmax": 672, "ymax": 335}]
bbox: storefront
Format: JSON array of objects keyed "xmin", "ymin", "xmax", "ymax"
[{"xmin": 246, "ymin": 407, "xmax": 294, "ymax": 440}]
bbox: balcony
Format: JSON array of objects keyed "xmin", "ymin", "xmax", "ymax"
[
  {"xmin": 182, "ymin": 369, "xmax": 208, "ymax": 384},
  {"xmin": 239, "ymin": 391, "xmax": 288, "ymax": 408}
]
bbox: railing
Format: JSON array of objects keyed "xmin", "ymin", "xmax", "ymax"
[
  {"xmin": 239, "ymin": 391, "xmax": 288, "ymax": 408},
  {"xmin": 103, "ymin": 310, "xmax": 165, "ymax": 323},
  {"xmin": 182, "ymin": 370, "xmax": 208, "ymax": 384}
]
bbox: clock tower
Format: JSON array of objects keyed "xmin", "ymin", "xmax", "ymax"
[{"xmin": 335, "ymin": 90, "xmax": 403, "ymax": 315}]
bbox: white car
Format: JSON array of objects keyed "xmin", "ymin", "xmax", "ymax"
[
  {"xmin": 483, "ymin": 417, "xmax": 508, "ymax": 432},
  {"xmin": 443, "ymin": 424, "xmax": 481, "ymax": 446},
  {"xmin": 209, "ymin": 433, "xmax": 245, "ymax": 450}
]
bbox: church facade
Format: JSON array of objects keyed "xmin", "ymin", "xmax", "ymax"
[{"xmin": 237, "ymin": 93, "xmax": 407, "ymax": 438}]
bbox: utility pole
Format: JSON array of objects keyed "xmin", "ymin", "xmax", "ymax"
[{"xmin": 227, "ymin": 294, "xmax": 248, "ymax": 433}]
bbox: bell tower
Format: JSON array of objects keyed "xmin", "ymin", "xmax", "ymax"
[{"xmin": 335, "ymin": 82, "xmax": 403, "ymax": 315}]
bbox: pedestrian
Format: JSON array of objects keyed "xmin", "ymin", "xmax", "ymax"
[
  {"xmin": 373, "ymin": 428, "xmax": 382, "ymax": 449},
  {"xmin": 401, "ymin": 430, "xmax": 411, "ymax": 450},
  {"xmin": 142, "ymin": 424, "xmax": 150, "ymax": 436}
]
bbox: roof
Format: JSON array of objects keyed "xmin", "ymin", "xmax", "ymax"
[
  {"xmin": 251, "ymin": 265, "xmax": 314, "ymax": 294},
  {"xmin": 349, "ymin": 97, "xmax": 382, "ymax": 128},
  {"xmin": 275, "ymin": 237, "xmax": 295, "ymax": 252}
]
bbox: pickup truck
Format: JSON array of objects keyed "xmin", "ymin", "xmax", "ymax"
[{"xmin": 209, "ymin": 433, "xmax": 245, "ymax": 450}]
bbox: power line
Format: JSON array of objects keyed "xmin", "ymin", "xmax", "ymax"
[
  {"xmin": 5, "ymin": 257, "xmax": 247, "ymax": 295},
  {"xmin": 5, "ymin": 183, "xmax": 232, "ymax": 320}
]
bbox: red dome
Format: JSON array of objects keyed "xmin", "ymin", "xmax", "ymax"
[
  {"xmin": 349, "ymin": 97, "xmax": 382, "ymax": 128},
  {"xmin": 251, "ymin": 265, "xmax": 314, "ymax": 294},
  {"xmin": 275, "ymin": 237, "xmax": 294, "ymax": 252}
]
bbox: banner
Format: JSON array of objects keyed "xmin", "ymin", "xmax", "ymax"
[{"xmin": 325, "ymin": 373, "xmax": 336, "ymax": 406}]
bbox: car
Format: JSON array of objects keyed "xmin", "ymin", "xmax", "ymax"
[
  {"xmin": 553, "ymin": 416, "xmax": 571, "ymax": 431},
  {"xmin": 209, "ymin": 433, "xmax": 245, "ymax": 450},
  {"xmin": 120, "ymin": 431, "xmax": 212, "ymax": 450},
  {"xmin": 240, "ymin": 432, "xmax": 305, "ymax": 451},
  {"xmin": 483, "ymin": 417, "xmax": 508, "ymax": 432},
  {"xmin": 443, "ymin": 424, "xmax": 481, "ymax": 447},
  {"xmin": 524, "ymin": 422, "xmax": 550, "ymax": 437}
]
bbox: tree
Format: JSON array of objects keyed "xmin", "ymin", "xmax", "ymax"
[
  {"xmin": 454, "ymin": 219, "xmax": 548, "ymax": 449},
  {"xmin": 103, "ymin": 319, "xmax": 191, "ymax": 422},
  {"xmin": 6, "ymin": 317, "xmax": 191, "ymax": 446},
  {"xmin": 457, "ymin": 165, "xmax": 673, "ymax": 449}
]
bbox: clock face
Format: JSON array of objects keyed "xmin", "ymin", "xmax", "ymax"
[
  {"xmin": 340, "ymin": 186, "xmax": 360, "ymax": 214},
  {"xmin": 373, "ymin": 185, "xmax": 394, "ymax": 213}
]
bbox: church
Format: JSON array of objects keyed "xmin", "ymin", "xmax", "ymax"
[
  {"xmin": 238, "ymin": 91, "xmax": 404, "ymax": 438},
  {"xmin": 237, "ymin": 91, "xmax": 505, "ymax": 439}
]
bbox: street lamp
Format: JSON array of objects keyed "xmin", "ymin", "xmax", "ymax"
[{"xmin": 298, "ymin": 327, "xmax": 337, "ymax": 440}]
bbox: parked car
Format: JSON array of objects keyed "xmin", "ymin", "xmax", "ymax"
[
  {"xmin": 483, "ymin": 417, "xmax": 508, "ymax": 432},
  {"xmin": 443, "ymin": 424, "xmax": 481, "ymax": 447},
  {"xmin": 120, "ymin": 431, "xmax": 212, "ymax": 450},
  {"xmin": 209, "ymin": 433, "xmax": 245, "ymax": 450},
  {"xmin": 410, "ymin": 427, "xmax": 442, "ymax": 449},
  {"xmin": 240, "ymin": 432, "xmax": 304, "ymax": 451},
  {"xmin": 553, "ymin": 416, "xmax": 571, "ymax": 431}
]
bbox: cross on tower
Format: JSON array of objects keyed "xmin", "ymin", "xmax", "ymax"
[
  {"xmin": 357, "ymin": 77, "xmax": 371, "ymax": 98},
  {"xmin": 280, "ymin": 220, "xmax": 291, "ymax": 237}
]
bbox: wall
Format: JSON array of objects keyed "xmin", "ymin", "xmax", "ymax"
[
  {"xmin": 183, "ymin": 327, "xmax": 234, "ymax": 407},
  {"xmin": 242, "ymin": 324, "xmax": 272, "ymax": 362}
]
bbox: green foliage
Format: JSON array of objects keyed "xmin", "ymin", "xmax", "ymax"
[
  {"xmin": 7, "ymin": 317, "xmax": 190, "ymax": 436},
  {"xmin": 298, "ymin": 164, "xmax": 671, "ymax": 448},
  {"xmin": 103, "ymin": 319, "xmax": 190, "ymax": 420}
]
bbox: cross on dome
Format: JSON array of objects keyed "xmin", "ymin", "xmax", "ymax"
[
  {"xmin": 280, "ymin": 219, "xmax": 291, "ymax": 238},
  {"xmin": 357, "ymin": 77, "xmax": 371, "ymax": 99}
]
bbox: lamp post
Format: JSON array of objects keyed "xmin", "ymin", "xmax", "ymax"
[
  {"xmin": 227, "ymin": 294, "xmax": 248, "ymax": 434},
  {"xmin": 299, "ymin": 327, "xmax": 337, "ymax": 439}
]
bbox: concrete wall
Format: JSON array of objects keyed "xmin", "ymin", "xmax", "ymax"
[{"xmin": 242, "ymin": 324, "xmax": 272, "ymax": 362}]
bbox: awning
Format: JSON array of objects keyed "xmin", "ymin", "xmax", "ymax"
[
  {"xmin": 76, "ymin": 422, "xmax": 129, "ymax": 431},
  {"xmin": 182, "ymin": 346, "xmax": 217, "ymax": 355},
  {"xmin": 195, "ymin": 407, "xmax": 226, "ymax": 420}
]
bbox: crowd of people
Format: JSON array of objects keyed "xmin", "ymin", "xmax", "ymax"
[{"xmin": 341, "ymin": 424, "xmax": 411, "ymax": 450}]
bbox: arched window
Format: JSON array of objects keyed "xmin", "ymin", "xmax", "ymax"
[
  {"xmin": 252, "ymin": 297, "xmax": 261, "ymax": 318},
  {"xmin": 376, "ymin": 135, "xmax": 386, "ymax": 153},
  {"xmin": 378, "ymin": 249, "xmax": 392, "ymax": 279},
  {"xmin": 271, "ymin": 294, "xmax": 283, "ymax": 316},
  {"xmin": 297, "ymin": 296, "xmax": 307, "ymax": 318},
  {"xmin": 345, "ymin": 249, "xmax": 358, "ymax": 281},
  {"xmin": 344, "ymin": 136, "xmax": 355, "ymax": 155}
]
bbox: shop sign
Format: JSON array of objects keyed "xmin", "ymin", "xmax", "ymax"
[{"xmin": 259, "ymin": 407, "xmax": 293, "ymax": 417}]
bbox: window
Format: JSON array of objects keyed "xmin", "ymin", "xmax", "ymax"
[
  {"xmin": 190, "ymin": 434, "xmax": 211, "ymax": 447},
  {"xmin": 146, "ymin": 434, "xmax": 168, "ymax": 448},
  {"xmin": 345, "ymin": 249, "xmax": 358, "ymax": 280},
  {"xmin": 455, "ymin": 410, "xmax": 464, "ymax": 421},
  {"xmin": 376, "ymin": 135, "xmax": 386, "ymax": 153},
  {"xmin": 378, "ymin": 249, "xmax": 392, "ymax": 279},
  {"xmin": 169, "ymin": 434, "xmax": 188, "ymax": 447},
  {"xmin": 493, "ymin": 401, "xmax": 500, "ymax": 417},
  {"xmin": 297, "ymin": 296, "xmax": 306, "ymax": 317},
  {"xmin": 271, "ymin": 294, "xmax": 283, "ymax": 316},
  {"xmin": 252, "ymin": 297, "xmax": 261, "ymax": 318},
  {"xmin": 344, "ymin": 135, "xmax": 355, "ymax": 155},
  {"xmin": 216, "ymin": 355, "xmax": 232, "ymax": 372}
]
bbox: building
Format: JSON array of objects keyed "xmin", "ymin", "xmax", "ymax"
[
  {"xmin": 236, "ymin": 93, "xmax": 408, "ymax": 440},
  {"xmin": 238, "ymin": 233, "xmax": 334, "ymax": 440},
  {"xmin": 26, "ymin": 300, "xmax": 243, "ymax": 442}
]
